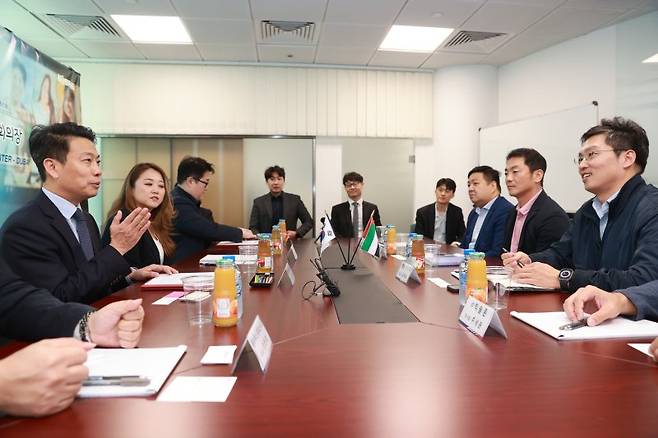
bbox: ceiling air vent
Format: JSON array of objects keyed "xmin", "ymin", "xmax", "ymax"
[
  {"xmin": 260, "ymin": 20, "xmax": 315, "ymax": 43},
  {"xmin": 444, "ymin": 30, "xmax": 506, "ymax": 48},
  {"xmin": 38, "ymin": 14, "xmax": 122, "ymax": 40}
]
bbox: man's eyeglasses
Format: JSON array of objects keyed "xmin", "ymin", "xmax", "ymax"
[
  {"xmin": 195, "ymin": 178, "xmax": 210, "ymax": 187},
  {"xmin": 573, "ymin": 148, "xmax": 622, "ymax": 165},
  {"xmin": 344, "ymin": 182, "xmax": 361, "ymax": 188}
]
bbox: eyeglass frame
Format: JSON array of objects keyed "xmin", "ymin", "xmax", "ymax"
[
  {"xmin": 573, "ymin": 148, "xmax": 627, "ymax": 165},
  {"xmin": 194, "ymin": 177, "xmax": 210, "ymax": 187}
]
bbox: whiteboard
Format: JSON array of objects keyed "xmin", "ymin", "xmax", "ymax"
[{"xmin": 479, "ymin": 104, "xmax": 598, "ymax": 213}]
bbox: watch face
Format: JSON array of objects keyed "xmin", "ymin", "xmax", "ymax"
[{"xmin": 560, "ymin": 269, "xmax": 573, "ymax": 279}]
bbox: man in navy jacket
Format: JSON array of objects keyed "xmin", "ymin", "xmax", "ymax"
[
  {"xmin": 504, "ymin": 117, "xmax": 658, "ymax": 298},
  {"xmin": 461, "ymin": 165, "xmax": 514, "ymax": 257}
]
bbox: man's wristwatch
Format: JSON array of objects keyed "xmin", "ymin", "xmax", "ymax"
[{"xmin": 559, "ymin": 268, "xmax": 574, "ymax": 291}]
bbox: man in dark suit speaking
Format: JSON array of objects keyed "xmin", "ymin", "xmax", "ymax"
[
  {"xmin": 503, "ymin": 148, "xmax": 569, "ymax": 254},
  {"xmin": 415, "ymin": 178, "xmax": 465, "ymax": 244},
  {"xmin": 249, "ymin": 165, "xmax": 313, "ymax": 239},
  {"xmin": 0, "ymin": 123, "xmax": 170, "ymax": 304},
  {"xmin": 330, "ymin": 172, "xmax": 382, "ymax": 238}
]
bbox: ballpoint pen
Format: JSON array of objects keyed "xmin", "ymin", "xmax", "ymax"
[
  {"xmin": 502, "ymin": 248, "xmax": 525, "ymax": 268},
  {"xmin": 82, "ymin": 376, "xmax": 151, "ymax": 386},
  {"xmin": 559, "ymin": 318, "xmax": 589, "ymax": 331}
]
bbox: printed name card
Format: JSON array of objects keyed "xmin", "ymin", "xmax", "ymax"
[
  {"xmin": 230, "ymin": 315, "xmax": 273, "ymax": 374},
  {"xmin": 459, "ymin": 296, "xmax": 508, "ymax": 339},
  {"xmin": 287, "ymin": 242, "xmax": 298, "ymax": 264},
  {"xmin": 275, "ymin": 262, "xmax": 296, "ymax": 288},
  {"xmin": 395, "ymin": 258, "xmax": 421, "ymax": 284}
]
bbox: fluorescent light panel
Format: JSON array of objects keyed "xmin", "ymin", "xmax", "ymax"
[
  {"xmin": 111, "ymin": 15, "xmax": 192, "ymax": 44},
  {"xmin": 642, "ymin": 53, "xmax": 658, "ymax": 63},
  {"xmin": 379, "ymin": 25, "xmax": 453, "ymax": 53}
]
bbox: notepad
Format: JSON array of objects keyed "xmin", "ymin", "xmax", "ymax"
[
  {"xmin": 511, "ymin": 311, "xmax": 658, "ymax": 340},
  {"xmin": 78, "ymin": 345, "xmax": 187, "ymax": 398},
  {"xmin": 142, "ymin": 272, "xmax": 214, "ymax": 289}
]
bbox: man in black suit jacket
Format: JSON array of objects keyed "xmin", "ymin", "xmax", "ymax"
[
  {"xmin": 0, "ymin": 256, "xmax": 145, "ymax": 417},
  {"xmin": 330, "ymin": 172, "xmax": 382, "ymax": 238},
  {"xmin": 415, "ymin": 178, "xmax": 465, "ymax": 244},
  {"xmin": 172, "ymin": 156, "xmax": 254, "ymax": 263},
  {"xmin": 249, "ymin": 165, "xmax": 313, "ymax": 238},
  {"xmin": 0, "ymin": 123, "xmax": 166, "ymax": 304},
  {"xmin": 502, "ymin": 148, "xmax": 570, "ymax": 254}
]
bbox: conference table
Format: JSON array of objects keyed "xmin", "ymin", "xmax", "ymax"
[{"xmin": 2, "ymin": 238, "xmax": 658, "ymax": 437}]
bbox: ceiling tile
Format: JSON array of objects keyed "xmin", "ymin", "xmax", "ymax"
[
  {"xmin": 257, "ymin": 44, "xmax": 316, "ymax": 63},
  {"xmin": 14, "ymin": 0, "xmax": 102, "ymax": 15},
  {"xmin": 93, "ymin": 0, "xmax": 176, "ymax": 15},
  {"xmin": 20, "ymin": 37, "xmax": 88, "ymax": 58},
  {"xmin": 71, "ymin": 40, "xmax": 144, "ymax": 59},
  {"xmin": 482, "ymin": 32, "xmax": 566, "ymax": 64},
  {"xmin": 196, "ymin": 43, "xmax": 257, "ymax": 62},
  {"xmin": 172, "ymin": 0, "xmax": 251, "ymax": 20},
  {"xmin": 324, "ymin": 0, "xmax": 404, "ymax": 25},
  {"xmin": 319, "ymin": 23, "xmax": 388, "ymax": 48},
  {"xmin": 462, "ymin": 2, "xmax": 554, "ymax": 33},
  {"xmin": 486, "ymin": 0, "xmax": 562, "ymax": 6},
  {"xmin": 135, "ymin": 44, "xmax": 202, "ymax": 61},
  {"xmin": 563, "ymin": 0, "xmax": 644, "ymax": 11},
  {"xmin": 396, "ymin": 0, "xmax": 486, "ymax": 28},
  {"xmin": 440, "ymin": 33, "xmax": 513, "ymax": 55},
  {"xmin": 0, "ymin": 0, "xmax": 62, "ymax": 40},
  {"xmin": 368, "ymin": 50, "xmax": 430, "ymax": 68},
  {"xmin": 609, "ymin": 0, "xmax": 658, "ymax": 24},
  {"xmin": 185, "ymin": 18, "xmax": 255, "ymax": 45},
  {"xmin": 315, "ymin": 46, "xmax": 373, "ymax": 65},
  {"xmin": 250, "ymin": 0, "xmax": 328, "ymax": 22},
  {"xmin": 530, "ymin": 7, "xmax": 622, "ymax": 37},
  {"xmin": 421, "ymin": 51, "xmax": 488, "ymax": 69}
]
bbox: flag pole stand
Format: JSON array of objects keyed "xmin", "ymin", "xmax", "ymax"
[
  {"xmin": 341, "ymin": 238, "xmax": 356, "ymax": 270},
  {"xmin": 341, "ymin": 237, "xmax": 362, "ymax": 270}
]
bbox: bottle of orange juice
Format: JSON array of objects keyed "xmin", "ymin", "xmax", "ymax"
[
  {"xmin": 278, "ymin": 219, "xmax": 287, "ymax": 244},
  {"xmin": 257, "ymin": 233, "xmax": 273, "ymax": 273},
  {"xmin": 386, "ymin": 224, "xmax": 397, "ymax": 255},
  {"xmin": 466, "ymin": 252, "xmax": 487, "ymax": 303},
  {"xmin": 271, "ymin": 225, "xmax": 282, "ymax": 255},
  {"xmin": 213, "ymin": 259, "xmax": 238, "ymax": 327},
  {"xmin": 411, "ymin": 234, "xmax": 425, "ymax": 275}
]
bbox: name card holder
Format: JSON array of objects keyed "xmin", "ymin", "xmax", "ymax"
[
  {"xmin": 458, "ymin": 296, "xmax": 508, "ymax": 339},
  {"xmin": 275, "ymin": 261, "xmax": 295, "ymax": 288},
  {"xmin": 286, "ymin": 242, "xmax": 298, "ymax": 266},
  {"xmin": 395, "ymin": 258, "xmax": 421, "ymax": 284},
  {"xmin": 230, "ymin": 315, "xmax": 273, "ymax": 374}
]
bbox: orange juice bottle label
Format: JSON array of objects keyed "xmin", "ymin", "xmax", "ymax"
[
  {"xmin": 258, "ymin": 256, "xmax": 272, "ymax": 270},
  {"xmin": 414, "ymin": 256, "xmax": 425, "ymax": 271},
  {"xmin": 215, "ymin": 297, "xmax": 231, "ymax": 318}
]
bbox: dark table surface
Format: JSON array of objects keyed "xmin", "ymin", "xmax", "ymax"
[{"xmin": 1, "ymin": 238, "xmax": 658, "ymax": 438}]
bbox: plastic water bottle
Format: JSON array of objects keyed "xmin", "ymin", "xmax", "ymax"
[
  {"xmin": 235, "ymin": 266, "xmax": 243, "ymax": 319},
  {"xmin": 459, "ymin": 249, "xmax": 475, "ymax": 306},
  {"xmin": 405, "ymin": 233, "xmax": 416, "ymax": 258}
]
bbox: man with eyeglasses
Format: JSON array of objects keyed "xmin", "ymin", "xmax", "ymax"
[
  {"xmin": 330, "ymin": 171, "xmax": 382, "ymax": 238},
  {"xmin": 171, "ymin": 156, "xmax": 255, "ymax": 263},
  {"xmin": 503, "ymin": 118, "xmax": 658, "ymax": 313}
]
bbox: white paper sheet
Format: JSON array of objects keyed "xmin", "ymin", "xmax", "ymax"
[
  {"xmin": 78, "ymin": 345, "xmax": 187, "ymax": 398},
  {"xmin": 157, "ymin": 376, "xmax": 237, "ymax": 402},
  {"xmin": 428, "ymin": 277, "xmax": 450, "ymax": 288},
  {"xmin": 201, "ymin": 345, "xmax": 238, "ymax": 365},
  {"xmin": 142, "ymin": 272, "xmax": 213, "ymax": 289},
  {"xmin": 449, "ymin": 270, "xmax": 553, "ymax": 291},
  {"xmin": 199, "ymin": 254, "xmax": 257, "ymax": 265},
  {"xmin": 628, "ymin": 343, "xmax": 654, "ymax": 357},
  {"xmin": 152, "ymin": 291, "xmax": 186, "ymax": 305},
  {"xmin": 217, "ymin": 240, "xmax": 258, "ymax": 246},
  {"xmin": 511, "ymin": 311, "xmax": 658, "ymax": 340}
]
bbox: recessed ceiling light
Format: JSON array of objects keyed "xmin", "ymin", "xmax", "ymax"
[
  {"xmin": 111, "ymin": 15, "xmax": 192, "ymax": 44},
  {"xmin": 642, "ymin": 53, "xmax": 658, "ymax": 63},
  {"xmin": 379, "ymin": 25, "xmax": 453, "ymax": 53}
]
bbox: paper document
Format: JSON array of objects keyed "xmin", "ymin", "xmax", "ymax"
[
  {"xmin": 511, "ymin": 311, "xmax": 658, "ymax": 340},
  {"xmin": 142, "ymin": 272, "xmax": 213, "ymax": 289},
  {"xmin": 428, "ymin": 277, "xmax": 450, "ymax": 288},
  {"xmin": 628, "ymin": 343, "xmax": 654, "ymax": 358},
  {"xmin": 152, "ymin": 291, "xmax": 185, "ymax": 305},
  {"xmin": 199, "ymin": 254, "xmax": 257, "ymax": 265},
  {"xmin": 201, "ymin": 345, "xmax": 238, "ymax": 365},
  {"xmin": 158, "ymin": 376, "xmax": 237, "ymax": 402},
  {"xmin": 78, "ymin": 345, "xmax": 187, "ymax": 398},
  {"xmin": 217, "ymin": 240, "xmax": 258, "ymax": 246},
  {"xmin": 449, "ymin": 270, "xmax": 555, "ymax": 291},
  {"xmin": 426, "ymin": 254, "xmax": 464, "ymax": 267}
]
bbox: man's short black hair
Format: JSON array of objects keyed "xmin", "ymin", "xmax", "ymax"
[
  {"xmin": 468, "ymin": 165, "xmax": 501, "ymax": 192},
  {"xmin": 581, "ymin": 116, "xmax": 649, "ymax": 174},
  {"xmin": 435, "ymin": 178, "xmax": 456, "ymax": 192},
  {"xmin": 343, "ymin": 171, "xmax": 363, "ymax": 185},
  {"xmin": 506, "ymin": 148, "xmax": 547, "ymax": 185},
  {"xmin": 176, "ymin": 156, "xmax": 214, "ymax": 184},
  {"xmin": 265, "ymin": 165, "xmax": 285, "ymax": 180},
  {"xmin": 29, "ymin": 123, "xmax": 96, "ymax": 182}
]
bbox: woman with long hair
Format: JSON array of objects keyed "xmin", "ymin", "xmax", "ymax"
[
  {"xmin": 34, "ymin": 74, "xmax": 55, "ymax": 125},
  {"xmin": 102, "ymin": 163, "xmax": 177, "ymax": 267}
]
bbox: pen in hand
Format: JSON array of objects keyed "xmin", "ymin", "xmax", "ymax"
[
  {"xmin": 502, "ymin": 248, "xmax": 525, "ymax": 268},
  {"xmin": 559, "ymin": 318, "xmax": 589, "ymax": 331}
]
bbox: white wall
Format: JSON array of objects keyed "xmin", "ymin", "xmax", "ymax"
[
  {"xmin": 498, "ymin": 26, "xmax": 616, "ymax": 124},
  {"xmin": 418, "ymin": 65, "xmax": 499, "ymax": 214},
  {"xmin": 70, "ymin": 62, "xmax": 433, "ymax": 138}
]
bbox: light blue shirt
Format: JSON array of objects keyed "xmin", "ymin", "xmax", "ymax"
[
  {"xmin": 41, "ymin": 187, "xmax": 82, "ymax": 242},
  {"xmin": 592, "ymin": 190, "xmax": 620, "ymax": 239},
  {"xmin": 469, "ymin": 196, "xmax": 498, "ymax": 249}
]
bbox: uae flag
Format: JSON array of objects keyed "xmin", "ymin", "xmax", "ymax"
[{"xmin": 360, "ymin": 212, "xmax": 378, "ymax": 256}]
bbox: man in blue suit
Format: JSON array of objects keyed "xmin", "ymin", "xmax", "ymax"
[{"xmin": 461, "ymin": 165, "xmax": 514, "ymax": 257}]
